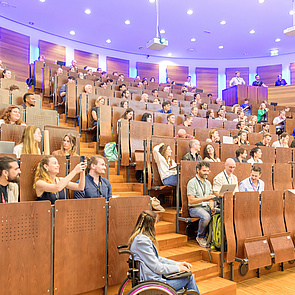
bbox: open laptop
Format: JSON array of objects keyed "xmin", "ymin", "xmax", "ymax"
[
  {"xmin": 0, "ymin": 141, "xmax": 15, "ymax": 154},
  {"xmin": 218, "ymin": 184, "xmax": 237, "ymax": 196}
]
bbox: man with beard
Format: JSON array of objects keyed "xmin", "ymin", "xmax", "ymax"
[{"xmin": 0, "ymin": 156, "xmax": 21, "ymax": 203}]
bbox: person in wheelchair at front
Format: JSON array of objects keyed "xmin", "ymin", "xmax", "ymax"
[{"xmin": 128, "ymin": 210, "xmax": 200, "ymax": 294}]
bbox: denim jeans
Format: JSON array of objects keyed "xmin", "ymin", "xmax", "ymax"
[
  {"xmin": 166, "ymin": 275, "xmax": 200, "ymax": 294},
  {"xmin": 163, "ymin": 174, "xmax": 177, "ymax": 186},
  {"xmin": 189, "ymin": 205, "xmax": 212, "ymax": 239}
]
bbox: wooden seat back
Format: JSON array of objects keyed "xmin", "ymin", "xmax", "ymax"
[
  {"xmin": 175, "ymin": 138, "xmax": 191, "ymax": 163},
  {"xmin": 234, "ymin": 162, "xmax": 252, "ymax": 183},
  {"xmin": 153, "ymin": 123, "xmax": 173, "ymax": 138},
  {"xmin": 175, "ymin": 125, "xmax": 194, "ymax": 137},
  {"xmin": 153, "ymin": 112, "xmax": 168, "ymax": 123},
  {"xmin": 0, "ymin": 124, "xmax": 26, "ymax": 144},
  {"xmin": 133, "ymin": 109, "xmax": 153, "ymax": 122},
  {"xmin": 26, "ymin": 108, "xmax": 58, "ymax": 130},
  {"xmin": 259, "ymin": 146, "xmax": 275, "ymax": 164},
  {"xmin": 275, "ymin": 147, "xmax": 293, "ymax": 163},
  {"xmin": 248, "ymin": 133, "xmax": 263, "ymax": 145},
  {"xmin": 112, "ymin": 107, "xmax": 126, "ymax": 140},
  {"xmin": 190, "ymin": 117, "xmax": 207, "ymax": 129},
  {"xmin": 273, "ymin": 163, "xmax": 292, "ymax": 190},
  {"xmin": 0, "ymin": 88, "xmax": 9, "ymax": 104},
  {"xmin": 224, "ymin": 121, "xmax": 237, "ymax": 130},
  {"xmin": 208, "ymin": 119, "xmax": 223, "ymax": 129},
  {"xmin": 99, "ymin": 105, "xmax": 112, "ymax": 146},
  {"xmin": 284, "ymin": 190, "xmax": 295, "ymax": 242},
  {"xmin": 128, "ymin": 100, "xmax": 146, "ymax": 111}
]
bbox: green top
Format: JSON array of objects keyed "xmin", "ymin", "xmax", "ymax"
[{"xmin": 257, "ymin": 109, "xmax": 267, "ymax": 122}]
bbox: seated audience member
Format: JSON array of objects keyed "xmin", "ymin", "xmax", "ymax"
[
  {"xmin": 150, "ymin": 77, "xmax": 156, "ymax": 83},
  {"xmin": 194, "ymin": 93, "xmax": 202, "ymax": 104},
  {"xmin": 118, "ymin": 74, "xmax": 125, "ymax": 81},
  {"xmin": 163, "ymin": 86, "xmax": 170, "ymax": 93},
  {"xmin": 118, "ymin": 108, "xmax": 134, "ymax": 125},
  {"xmin": 275, "ymin": 74, "xmax": 287, "ymax": 86},
  {"xmin": 86, "ymin": 68, "xmax": 93, "ymax": 76},
  {"xmin": 21, "ymin": 93, "xmax": 36, "ymax": 109},
  {"xmin": 135, "ymin": 75, "xmax": 140, "ymax": 80},
  {"xmin": 184, "ymin": 75, "xmax": 194, "ymax": 87},
  {"xmin": 259, "ymin": 122, "xmax": 270, "ymax": 134},
  {"xmin": 290, "ymin": 138, "xmax": 295, "ymax": 148},
  {"xmin": 206, "ymin": 109, "xmax": 215, "ymax": 119},
  {"xmin": 9, "ymin": 84, "xmax": 20, "ymax": 93},
  {"xmin": 91, "ymin": 97, "xmax": 105, "ymax": 126},
  {"xmin": 166, "ymin": 77, "xmax": 171, "ymax": 84},
  {"xmin": 238, "ymin": 130, "xmax": 250, "ymax": 145},
  {"xmin": 252, "ymin": 74, "xmax": 267, "ymax": 87},
  {"xmin": 142, "ymin": 79, "xmax": 148, "ymax": 86},
  {"xmin": 141, "ymin": 113, "xmax": 152, "ymax": 123},
  {"xmin": 137, "ymin": 82, "xmax": 143, "ymax": 88},
  {"xmin": 106, "ymin": 78, "xmax": 113, "ymax": 86},
  {"xmin": 233, "ymin": 147, "xmax": 247, "ymax": 163},
  {"xmin": 255, "ymin": 133, "xmax": 272, "ymax": 147},
  {"xmin": 78, "ymin": 72, "xmax": 84, "ymax": 79},
  {"xmin": 272, "ymin": 132, "xmax": 289, "ymax": 148},
  {"xmin": 247, "ymin": 122, "xmax": 254, "ymax": 133},
  {"xmin": 101, "ymin": 71, "xmax": 107, "ymax": 78},
  {"xmin": 232, "ymin": 135, "xmax": 239, "ymax": 144},
  {"xmin": 240, "ymin": 98, "xmax": 252, "ymax": 115},
  {"xmin": 0, "ymin": 105, "xmax": 26, "ymax": 126},
  {"xmin": 128, "ymin": 211, "xmax": 200, "ymax": 293},
  {"xmin": 190, "ymin": 100, "xmax": 197, "ymax": 108},
  {"xmin": 171, "ymin": 98, "xmax": 178, "ymax": 107},
  {"xmin": 167, "ymin": 113, "xmax": 175, "ymax": 125},
  {"xmin": 100, "ymin": 82, "xmax": 107, "ymax": 89},
  {"xmin": 229, "ymin": 71, "xmax": 245, "ymax": 87},
  {"xmin": 38, "ymin": 55, "xmax": 45, "ymax": 62},
  {"xmin": 112, "ymin": 71, "xmax": 118, "ymax": 76},
  {"xmin": 175, "ymin": 129, "xmax": 194, "ymax": 139},
  {"xmin": 2, "ymin": 69, "xmax": 12, "ymax": 79},
  {"xmin": 181, "ymin": 89, "xmax": 187, "ymax": 99},
  {"xmin": 180, "ymin": 114, "xmax": 193, "ymax": 127},
  {"xmin": 55, "ymin": 67, "xmax": 63, "ymax": 77},
  {"xmin": 60, "ymin": 76, "xmax": 76, "ymax": 102},
  {"xmin": 187, "ymin": 161, "xmax": 216, "ymax": 247},
  {"xmin": 236, "ymin": 121, "xmax": 250, "ymax": 133},
  {"xmin": 247, "ymin": 147, "xmax": 263, "ymax": 164},
  {"xmin": 182, "ymin": 139, "xmax": 202, "ymax": 161},
  {"xmin": 257, "ymin": 102, "xmax": 269, "ymax": 123},
  {"xmin": 200, "ymin": 103, "xmax": 208, "ymax": 110},
  {"xmin": 153, "ymin": 143, "xmax": 177, "ymax": 186},
  {"xmin": 74, "ymin": 156, "xmax": 112, "ymax": 200},
  {"xmin": 203, "ymin": 143, "xmax": 220, "ymax": 162},
  {"xmin": 206, "ymin": 129, "xmax": 221, "ymax": 144},
  {"xmin": 140, "ymin": 93, "xmax": 149, "ymax": 103},
  {"xmin": 233, "ymin": 110, "xmax": 246, "ymax": 122},
  {"xmin": 191, "ymin": 107, "xmax": 200, "ymax": 117},
  {"xmin": 215, "ymin": 98, "xmax": 223, "ymax": 105},
  {"xmin": 250, "ymin": 115, "xmax": 257, "ymax": 125},
  {"xmin": 231, "ymin": 104, "xmax": 241, "ymax": 114},
  {"xmin": 151, "ymin": 89, "xmax": 158, "ymax": 97},
  {"xmin": 52, "ymin": 134, "xmax": 79, "ymax": 157},
  {"xmin": 273, "ymin": 111, "xmax": 286, "ymax": 134},
  {"xmin": 159, "ymin": 101, "xmax": 171, "ymax": 114},
  {"xmin": 71, "ymin": 59, "xmax": 78, "ymax": 70},
  {"xmin": 167, "ymin": 93, "xmax": 173, "ymax": 100},
  {"xmin": 215, "ymin": 109, "xmax": 227, "ymax": 121},
  {"xmin": 120, "ymin": 100, "xmax": 128, "ymax": 109},
  {"xmin": 118, "ymin": 84, "xmax": 127, "ymax": 91},
  {"xmin": 213, "ymin": 158, "xmax": 239, "ymax": 195},
  {"xmin": 207, "ymin": 93, "xmax": 213, "ymax": 100},
  {"xmin": 13, "ymin": 126, "xmax": 42, "ymax": 158},
  {"xmin": 0, "ymin": 156, "xmax": 21, "ymax": 203},
  {"xmin": 153, "ymin": 97, "xmax": 160, "ymax": 104},
  {"xmin": 34, "ymin": 156, "xmax": 85, "ymax": 204},
  {"xmin": 121, "ymin": 89, "xmax": 130, "ymax": 99},
  {"xmin": 84, "ymin": 84, "xmax": 93, "ymax": 94},
  {"xmin": 69, "ymin": 67, "xmax": 76, "ymax": 73},
  {"xmin": 239, "ymin": 166, "xmax": 264, "ymax": 193}
]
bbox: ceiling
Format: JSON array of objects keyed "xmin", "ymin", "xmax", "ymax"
[{"xmin": 0, "ymin": 0, "xmax": 294, "ymax": 59}]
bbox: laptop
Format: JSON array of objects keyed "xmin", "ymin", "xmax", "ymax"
[
  {"xmin": 218, "ymin": 184, "xmax": 237, "ymax": 196},
  {"xmin": 0, "ymin": 141, "xmax": 15, "ymax": 154}
]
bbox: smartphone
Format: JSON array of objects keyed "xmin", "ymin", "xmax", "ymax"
[{"xmin": 80, "ymin": 155, "xmax": 85, "ymax": 162}]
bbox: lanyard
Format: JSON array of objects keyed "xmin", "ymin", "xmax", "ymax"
[
  {"xmin": 196, "ymin": 176, "xmax": 205, "ymax": 197},
  {"xmin": 97, "ymin": 177, "xmax": 103, "ymax": 198},
  {"xmin": 249, "ymin": 178, "xmax": 259, "ymax": 192},
  {"xmin": 223, "ymin": 171, "xmax": 231, "ymax": 184}
]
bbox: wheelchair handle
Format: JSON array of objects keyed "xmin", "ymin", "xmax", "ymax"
[
  {"xmin": 118, "ymin": 250, "xmax": 136, "ymax": 269},
  {"xmin": 117, "ymin": 244, "xmax": 128, "ymax": 249}
]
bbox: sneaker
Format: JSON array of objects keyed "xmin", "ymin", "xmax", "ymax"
[{"xmin": 196, "ymin": 236, "xmax": 207, "ymax": 248}]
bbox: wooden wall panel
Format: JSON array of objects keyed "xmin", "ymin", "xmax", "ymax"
[
  {"xmin": 39, "ymin": 40, "xmax": 66, "ymax": 64},
  {"xmin": 167, "ymin": 65, "xmax": 189, "ymax": 84},
  {"xmin": 74, "ymin": 49, "xmax": 98, "ymax": 70},
  {"xmin": 290, "ymin": 62, "xmax": 295, "ymax": 85},
  {"xmin": 106, "ymin": 56, "xmax": 129, "ymax": 76},
  {"xmin": 0, "ymin": 27, "xmax": 30, "ymax": 81},
  {"xmin": 136, "ymin": 62, "xmax": 159, "ymax": 82},
  {"xmin": 257, "ymin": 64, "xmax": 282, "ymax": 87},
  {"xmin": 225, "ymin": 67, "xmax": 249, "ymax": 88},
  {"xmin": 195, "ymin": 67, "xmax": 218, "ymax": 98}
]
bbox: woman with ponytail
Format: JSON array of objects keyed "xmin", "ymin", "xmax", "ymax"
[{"xmin": 128, "ymin": 210, "xmax": 200, "ymax": 294}]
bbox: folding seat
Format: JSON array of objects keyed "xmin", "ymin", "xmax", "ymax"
[
  {"xmin": 208, "ymin": 119, "xmax": 223, "ymax": 129},
  {"xmin": 190, "ymin": 117, "xmax": 207, "ymax": 129},
  {"xmin": 273, "ymin": 163, "xmax": 292, "ymax": 190},
  {"xmin": 153, "ymin": 123, "xmax": 173, "ymax": 138}
]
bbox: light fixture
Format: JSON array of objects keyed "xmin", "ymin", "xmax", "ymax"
[
  {"xmin": 125, "ymin": 20, "xmax": 130, "ymax": 25},
  {"xmin": 275, "ymin": 38, "xmax": 281, "ymax": 42},
  {"xmin": 289, "ymin": 10, "xmax": 295, "ymax": 15},
  {"xmin": 85, "ymin": 9, "xmax": 91, "ymax": 14},
  {"xmin": 259, "ymin": 0, "xmax": 265, "ymax": 3},
  {"xmin": 270, "ymin": 49, "xmax": 279, "ymax": 56},
  {"xmin": 160, "ymin": 29, "xmax": 165, "ymax": 34},
  {"xmin": 220, "ymin": 20, "xmax": 226, "ymax": 25},
  {"xmin": 149, "ymin": 0, "xmax": 155, "ymax": 3},
  {"xmin": 219, "ymin": 45, "xmax": 224, "ymax": 49},
  {"xmin": 40, "ymin": 0, "xmax": 45, "ymax": 2},
  {"xmin": 70, "ymin": 31, "xmax": 75, "ymax": 35},
  {"xmin": 106, "ymin": 39, "xmax": 111, "ymax": 43},
  {"xmin": 160, "ymin": 38, "xmax": 166, "ymax": 44},
  {"xmin": 167, "ymin": 53, "xmax": 172, "ymax": 57},
  {"xmin": 250, "ymin": 30, "xmax": 256, "ymax": 34},
  {"xmin": 187, "ymin": 9, "xmax": 193, "ymax": 15},
  {"xmin": 191, "ymin": 38, "xmax": 196, "ymax": 42}
]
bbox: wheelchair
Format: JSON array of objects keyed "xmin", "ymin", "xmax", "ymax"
[{"xmin": 117, "ymin": 245, "xmax": 199, "ymax": 295}]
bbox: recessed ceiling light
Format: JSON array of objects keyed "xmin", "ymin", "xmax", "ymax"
[
  {"xmin": 275, "ymin": 38, "xmax": 281, "ymax": 42},
  {"xmin": 70, "ymin": 31, "xmax": 75, "ymax": 35},
  {"xmin": 289, "ymin": 10, "xmax": 295, "ymax": 15},
  {"xmin": 191, "ymin": 38, "xmax": 196, "ymax": 42},
  {"xmin": 250, "ymin": 30, "xmax": 256, "ymax": 34},
  {"xmin": 160, "ymin": 29, "xmax": 165, "ymax": 34},
  {"xmin": 243, "ymin": 52, "xmax": 248, "ymax": 55},
  {"xmin": 219, "ymin": 45, "xmax": 224, "ymax": 49},
  {"xmin": 167, "ymin": 53, "xmax": 172, "ymax": 57},
  {"xmin": 85, "ymin": 9, "xmax": 91, "ymax": 14},
  {"xmin": 106, "ymin": 39, "xmax": 111, "ymax": 44},
  {"xmin": 149, "ymin": 0, "xmax": 155, "ymax": 3},
  {"xmin": 187, "ymin": 9, "xmax": 193, "ymax": 15},
  {"xmin": 125, "ymin": 20, "xmax": 130, "ymax": 25},
  {"xmin": 40, "ymin": 0, "xmax": 45, "ymax": 2},
  {"xmin": 220, "ymin": 20, "xmax": 226, "ymax": 25},
  {"xmin": 259, "ymin": 0, "xmax": 265, "ymax": 3}
]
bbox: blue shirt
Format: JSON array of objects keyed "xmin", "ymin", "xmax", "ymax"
[
  {"xmin": 239, "ymin": 177, "xmax": 264, "ymax": 193},
  {"xmin": 240, "ymin": 103, "xmax": 252, "ymax": 115},
  {"xmin": 159, "ymin": 109, "xmax": 172, "ymax": 114},
  {"xmin": 74, "ymin": 173, "xmax": 112, "ymax": 201},
  {"xmin": 275, "ymin": 79, "xmax": 287, "ymax": 86}
]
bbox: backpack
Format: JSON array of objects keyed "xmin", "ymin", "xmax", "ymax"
[
  {"xmin": 104, "ymin": 142, "xmax": 118, "ymax": 161},
  {"xmin": 206, "ymin": 213, "xmax": 227, "ymax": 251}
]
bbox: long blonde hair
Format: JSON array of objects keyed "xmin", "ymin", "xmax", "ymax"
[
  {"xmin": 159, "ymin": 144, "xmax": 173, "ymax": 166},
  {"xmin": 61, "ymin": 134, "xmax": 77, "ymax": 156},
  {"xmin": 33, "ymin": 155, "xmax": 56, "ymax": 190},
  {"xmin": 21, "ymin": 126, "xmax": 40, "ymax": 155},
  {"xmin": 128, "ymin": 210, "xmax": 157, "ymax": 249}
]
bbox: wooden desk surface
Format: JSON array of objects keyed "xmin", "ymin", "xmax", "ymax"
[{"xmin": 268, "ymin": 85, "xmax": 295, "ymax": 107}]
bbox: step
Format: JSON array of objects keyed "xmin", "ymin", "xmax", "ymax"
[
  {"xmin": 159, "ymin": 245, "xmax": 202, "ymax": 263},
  {"xmin": 111, "ymin": 183, "xmax": 143, "ymax": 193},
  {"xmin": 157, "ymin": 233, "xmax": 187, "ymax": 251},
  {"xmin": 197, "ymin": 277, "xmax": 236, "ymax": 295},
  {"xmin": 190, "ymin": 261, "xmax": 219, "ymax": 282},
  {"xmin": 109, "ymin": 175, "xmax": 124, "ymax": 183},
  {"xmin": 113, "ymin": 192, "xmax": 144, "ymax": 197},
  {"xmin": 162, "ymin": 209, "xmax": 177, "ymax": 223},
  {"xmin": 155, "ymin": 221, "xmax": 175, "ymax": 235}
]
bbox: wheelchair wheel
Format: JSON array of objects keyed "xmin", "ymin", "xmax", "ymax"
[
  {"xmin": 118, "ymin": 277, "xmax": 131, "ymax": 295},
  {"xmin": 126, "ymin": 281, "xmax": 177, "ymax": 295}
]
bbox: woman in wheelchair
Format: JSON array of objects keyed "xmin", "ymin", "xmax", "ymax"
[{"xmin": 128, "ymin": 210, "xmax": 200, "ymax": 294}]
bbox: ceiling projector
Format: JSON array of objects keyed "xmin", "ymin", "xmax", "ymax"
[
  {"xmin": 147, "ymin": 37, "xmax": 168, "ymax": 50},
  {"xmin": 284, "ymin": 26, "xmax": 295, "ymax": 36}
]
